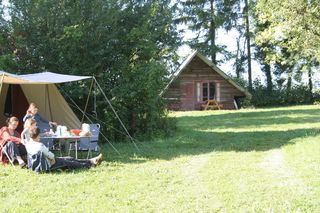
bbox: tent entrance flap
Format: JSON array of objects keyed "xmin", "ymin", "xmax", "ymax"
[
  {"xmin": 4, "ymin": 85, "xmax": 12, "ymax": 116},
  {"xmin": 11, "ymin": 85, "xmax": 29, "ymax": 132},
  {"xmin": 2, "ymin": 85, "xmax": 29, "ymax": 132}
]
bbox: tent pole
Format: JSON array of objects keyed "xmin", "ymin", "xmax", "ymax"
[
  {"xmin": 79, "ymin": 106, "xmax": 121, "ymax": 156},
  {"xmin": 44, "ymin": 85, "xmax": 48, "ymax": 117},
  {"xmin": 46, "ymin": 84, "xmax": 53, "ymax": 121},
  {"xmin": 59, "ymin": 86, "xmax": 121, "ymax": 155},
  {"xmin": 93, "ymin": 77, "xmax": 140, "ymax": 151},
  {"xmin": 94, "ymin": 79, "xmax": 97, "ymax": 119},
  {"xmin": 0, "ymin": 73, "xmax": 4, "ymax": 94},
  {"xmin": 81, "ymin": 77, "xmax": 94, "ymax": 123}
]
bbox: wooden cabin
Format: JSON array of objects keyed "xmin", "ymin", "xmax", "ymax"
[{"xmin": 162, "ymin": 51, "xmax": 251, "ymax": 110}]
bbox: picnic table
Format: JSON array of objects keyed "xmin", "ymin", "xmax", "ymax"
[{"xmin": 201, "ymin": 100, "xmax": 223, "ymax": 110}]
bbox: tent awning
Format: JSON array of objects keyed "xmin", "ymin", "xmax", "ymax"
[
  {"xmin": 0, "ymin": 71, "xmax": 30, "ymax": 84},
  {"xmin": 0, "ymin": 71, "xmax": 91, "ymax": 84}
]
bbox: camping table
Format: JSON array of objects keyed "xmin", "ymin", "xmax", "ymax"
[{"xmin": 41, "ymin": 135, "xmax": 90, "ymax": 159}]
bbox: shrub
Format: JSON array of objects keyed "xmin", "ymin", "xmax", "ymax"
[{"xmin": 245, "ymin": 80, "xmax": 314, "ymax": 107}]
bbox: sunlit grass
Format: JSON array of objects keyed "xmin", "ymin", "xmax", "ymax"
[{"xmin": 0, "ymin": 105, "xmax": 319, "ymax": 212}]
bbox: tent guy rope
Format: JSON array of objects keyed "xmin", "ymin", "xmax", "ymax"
[
  {"xmin": 59, "ymin": 87, "xmax": 121, "ymax": 155},
  {"xmin": 81, "ymin": 77, "xmax": 94, "ymax": 123},
  {"xmin": 93, "ymin": 77, "xmax": 140, "ymax": 152}
]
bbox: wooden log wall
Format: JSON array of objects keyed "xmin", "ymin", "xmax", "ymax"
[{"xmin": 164, "ymin": 56, "xmax": 246, "ymax": 110}]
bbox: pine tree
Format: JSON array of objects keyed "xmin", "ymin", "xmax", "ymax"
[{"xmin": 178, "ymin": 0, "xmax": 238, "ymax": 64}]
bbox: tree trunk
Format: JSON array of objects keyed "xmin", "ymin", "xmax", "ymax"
[
  {"xmin": 308, "ymin": 66, "xmax": 313, "ymax": 102},
  {"xmin": 235, "ymin": 38, "xmax": 241, "ymax": 78},
  {"xmin": 210, "ymin": 0, "xmax": 216, "ymax": 64},
  {"xmin": 244, "ymin": 0, "xmax": 252, "ymax": 91},
  {"xmin": 287, "ymin": 76, "xmax": 292, "ymax": 90},
  {"xmin": 265, "ymin": 63, "xmax": 272, "ymax": 92},
  {"xmin": 286, "ymin": 75, "xmax": 292, "ymax": 103}
]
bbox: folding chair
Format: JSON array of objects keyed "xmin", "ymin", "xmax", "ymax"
[
  {"xmin": 68, "ymin": 124, "xmax": 100, "ymax": 159},
  {"xmin": 0, "ymin": 143, "xmax": 14, "ymax": 165}
]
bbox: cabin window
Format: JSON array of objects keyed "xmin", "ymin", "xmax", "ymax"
[
  {"xmin": 202, "ymin": 82, "xmax": 215, "ymax": 101},
  {"xmin": 202, "ymin": 83, "xmax": 208, "ymax": 101}
]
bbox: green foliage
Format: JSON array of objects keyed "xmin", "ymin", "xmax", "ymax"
[
  {"xmin": 0, "ymin": 0, "xmax": 181, "ymax": 140},
  {"xmin": 0, "ymin": 2, "xmax": 14, "ymax": 71},
  {"xmin": 255, "ymin": 0, "xmax": 320, "ymax": 63},
  {"xmin": 232, "ymin": 76, "xmax": 315, "ymax": 108},
  {"xmin": 246, "ymin": 79, "xmax": 314, "ymax": 107},
  {"xmin": 105, "ymin": 61, "xmax": 177, "ymax": 140}
]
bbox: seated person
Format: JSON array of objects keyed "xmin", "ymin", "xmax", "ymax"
[
  {"xmin": 0, "ymin": 117, "xmax": 27, "ymax": 166},
  {"xmin": 21, "ymin": 118, "xmax": 37, "ymax": 144},
  {"xmin": 23, "ymin": 103, "xmax": 56, "ymax": 133},
  {"xmin": 26, "ymin": 127, "xmax": 102, "ymax": 172}
]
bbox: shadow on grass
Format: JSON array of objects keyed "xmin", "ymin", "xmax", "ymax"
[
  {"xmin": 103, "ymin": 107, "xmax": 320, "ymax": 164},
  {"xmin": 103, "ymin": 128, "xmax": 320, "ymax": 164}
]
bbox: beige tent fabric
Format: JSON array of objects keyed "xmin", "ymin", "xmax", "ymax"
[
  {"xmin": 0, "ymin": 73, "xmax": 29, "ymax": 84},
  {"xmin": 21, "ymin": 84, "xmax": 81, "ymax": 129},
  {"xmin": 0, "ymin": 72, "xmax": 83, "ymax": 129}
]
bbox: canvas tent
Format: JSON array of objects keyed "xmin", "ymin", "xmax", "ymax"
[
  {"xmin": 0, "ymin": 70, "xmax": 137, "ymax": 153},
  {"xmin": 0, "ymin": 71, "xmax": 91, "ymax": 132}
]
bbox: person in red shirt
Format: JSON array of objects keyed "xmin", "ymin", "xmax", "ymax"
[{"xmin": 0, "ymin": 116, "xmax": 27, "ymax": 166}]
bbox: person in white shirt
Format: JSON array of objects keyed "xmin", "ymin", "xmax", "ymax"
[
  {"xmin": 21, "ymin": 118, "xmax": 37, "ymax": 144},
  {"xmin": 26, "ymin": 127, "xmax": 102, "ymax": 172}
]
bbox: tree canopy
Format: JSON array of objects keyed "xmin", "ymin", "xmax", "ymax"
[
  {"xmin": 177, "ymin": 0, "xmax": 239, "ymax": 64},
  {"xmin": 255, "ymin": 0, "xmax": 320, "ymax": 63},
  {"xmin": 0, "ymin": 0, "xmax": 320, "ymax": 140},
  {"xmin": 0, "ymin": 0, "xmax": 181, "ymax": 140}
]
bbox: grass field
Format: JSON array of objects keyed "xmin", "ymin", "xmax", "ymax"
[{"xmin": 1, "ymin": 105, "xmax": 319, "ymax": 212}]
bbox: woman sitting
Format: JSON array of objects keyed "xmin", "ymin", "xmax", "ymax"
[
  {"xmin": 23, "ymin": 103, "xmax": 56, "ymax": 133},
  {"xmin": 26, "ymin": 127, "xmax": 102, "ymax": 172},
  {"xmin": 0, "ymin": 117, "xmax": 27, "ymax": 166}
]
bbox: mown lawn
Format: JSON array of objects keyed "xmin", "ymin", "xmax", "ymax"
[{"xmin": 1, "ymin": 105, "xmax": 319, "ymax": 212}]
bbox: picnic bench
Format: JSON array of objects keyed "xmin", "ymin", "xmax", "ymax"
[{"xmin": 201, "ymin": 100, "xmax": 223, "ymax": 110}]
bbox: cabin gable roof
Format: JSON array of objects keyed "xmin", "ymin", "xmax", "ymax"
[{"xmin": 161, "ymin": 50, "xmax": 251, "ymax": 98}]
